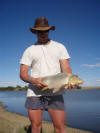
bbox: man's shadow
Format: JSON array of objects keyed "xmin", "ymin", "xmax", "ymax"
[{"xmin": 24, "ymin": 125, "xmax": 42, "ymax": 133}]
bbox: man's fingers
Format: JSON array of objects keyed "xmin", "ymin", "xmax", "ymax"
[
  {"xmin": 65, "ymin": 83, "xmax": 79, "ymax": 90},
  {"xmin": 41, "ymin": 82, "xmax": 48, "ymax": 87},
  {"xmin": 68, "ymin": 84, "xmax": 74, "ymax": 89},
  {"xmin": 36, "ymin": 82, "xmax": 48, "ymax": 88},
  {"xmin": 35, "ymin": 83, "xmax": 41, "ymax": 88},
  {"xmin": 38, "ymin": 78, "xmax": 48, "ymax": 87}
]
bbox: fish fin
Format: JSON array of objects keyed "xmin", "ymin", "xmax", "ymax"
[
  {"xmin": 64, "ymin": 84, "xmax": 69, "ymax": 89},
  {"xmin": 61, "ymin": 84, "xmax": 68, "ymax": 89},
  {"xmin": 41, "ymin": 87, "xmax": 48, "ymax": 91},
  {"xmin": 53, "ymin": 89, "xmax": 58, "ymax": 93}
]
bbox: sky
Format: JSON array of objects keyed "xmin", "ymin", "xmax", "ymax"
[{"xmin": 0, "ymin": 0, "xmax": 100, "ymax": 87}]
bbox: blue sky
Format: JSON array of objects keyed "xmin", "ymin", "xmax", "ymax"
[{"xmin": 0, "ymin": 0, "xmax": 100, "ymax": 87}]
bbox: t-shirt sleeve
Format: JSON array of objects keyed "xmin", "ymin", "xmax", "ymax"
[
  {"xmin": 59, "ymin": 44, "xmax": 70, "ymax": 60},
  {"xmin": 20, "ymin": 48, "xmax": 33, "ymax": 66}
]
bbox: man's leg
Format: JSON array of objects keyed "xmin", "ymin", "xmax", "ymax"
[
  {"xmin": 28, "ymin": 109, "xmax": 43, "ymax": 133},
  {"xmin": 48, "ymin": 109, "xmax": 66, "ymax": 133}
]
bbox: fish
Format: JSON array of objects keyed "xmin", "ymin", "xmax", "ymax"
[{"xmin": 41, "ymin": 72, "xmax": 83, "ymax": 93}]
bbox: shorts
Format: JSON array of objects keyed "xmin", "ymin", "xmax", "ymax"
[{"xmin": 25, "ymin": 95, "xmax": 65, "ymax": 111}]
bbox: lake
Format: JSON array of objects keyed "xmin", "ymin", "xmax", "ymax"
[{"xmin": 0, "ymin": 90, "xmax": 100, "ymax": 133}]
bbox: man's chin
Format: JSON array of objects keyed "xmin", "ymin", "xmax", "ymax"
[{"xmin": 39, "ymin": 39, "xmax": 49, "ymax": 44}]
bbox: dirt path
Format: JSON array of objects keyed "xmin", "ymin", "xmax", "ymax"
[{"xmin": 0, "ymin": 102, "xmax": 94, "ymax": 133}]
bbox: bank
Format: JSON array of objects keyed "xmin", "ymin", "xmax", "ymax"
[{"xmin": 0, "ymin": 102, "xmax": 94, "ymax": 133}]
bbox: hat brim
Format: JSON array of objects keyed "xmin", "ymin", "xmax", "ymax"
[{"xmin": 30, "ymin": 26, "xmax": 55, "ymax": 34}]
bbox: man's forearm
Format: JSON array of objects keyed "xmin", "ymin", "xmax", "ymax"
[
  {"xmin": 20, "ymin": 73, "xmax": 31, "ymax": 83},
  {"xmin": 61, "ymin": 66, "xmax": 72, "ymax": 74},
  {"xmin": 62, "ymin": 67, "xmax": 72, "ymax": 74},
  {"xmin": 60, "ymin": 59, "xmax": 72, "ymax": 74}
]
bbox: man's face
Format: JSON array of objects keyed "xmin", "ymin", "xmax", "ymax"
[{"xmin": 36, "ymin": 30, "xmax": 49, "ymax": 44}]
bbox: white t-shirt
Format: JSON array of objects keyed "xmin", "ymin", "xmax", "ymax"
[{"xmin": 20, "ymin": 40, "xmax": 70, "ymax": 97}]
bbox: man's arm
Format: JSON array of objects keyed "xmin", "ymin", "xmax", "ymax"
[
  {"xmin": 20, "ymin": 64, "xmax": 47, "ymax": 88},
  {"xmin": 20, "ymin": 64, "xmax": 30, "ymax": 82},
  {"xmin": 60, "ymin": 59, "xmax": 74, "ymax": 89},
  {"xmin": 59, "ymin": 59, "xmax": 72, "ymax": 74},
  {"xmin": 60, "ymin": 59, "xmax": 78, "ymax": 89}
]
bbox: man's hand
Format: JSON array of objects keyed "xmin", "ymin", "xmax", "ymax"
[
  {"xmin": 68, "ymin": 84, "xmax": 78, "ymax": 89},
  {"xmin": 20, "ymin": 64, "xmax": 48, "ymax": 88},
  {"xmin": 64, "ymin": 84, "xmax": 78, "ymax": 90},
  {"xmin": 31, "ymin": 77, "xmax": 48, "ymax": 88},
  {"xmin": 66, "ymin": 74, "xmax": 79, "ymax": 89}
]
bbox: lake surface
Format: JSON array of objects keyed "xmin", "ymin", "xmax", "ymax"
[{"xmin": 0, "ymin": 90, "xmax": 100, "ymax": 133}]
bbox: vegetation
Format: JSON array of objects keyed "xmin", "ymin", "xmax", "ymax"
[
  {"xmin": 0, "ymin": 85, "xmax": 28, "ymax": 91},
  {"xmin": 0, "ymin": 85, "xmax": 100, "ymax": 91}
]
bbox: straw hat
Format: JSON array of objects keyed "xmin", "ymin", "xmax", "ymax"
[{"xmin": 30, "ymin": 17, "xmax": 55, "ymax": 33}]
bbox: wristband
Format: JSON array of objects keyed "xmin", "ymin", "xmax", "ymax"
[{"xmin": 28, "ymin": 76, "xmax": 31, "ymax": 83}]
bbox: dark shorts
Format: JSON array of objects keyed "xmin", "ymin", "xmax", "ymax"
[{"xmin": 25, "ymin": 95, "xmax": 65, "ymax": 111}]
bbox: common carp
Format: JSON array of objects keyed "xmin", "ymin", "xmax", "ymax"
[{"xmin": 41, "ymin": 72, "xmax": 83, "ymax": 93}]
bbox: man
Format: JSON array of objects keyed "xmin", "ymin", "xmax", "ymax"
[{"xmin": 20, "ymin": 17, "xmax": 73, "ymax": 133}]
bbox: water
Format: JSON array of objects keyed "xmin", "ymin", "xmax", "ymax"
[{"xmin": 0, "ymin": 90, "xmax": 100, "ymax": 133}]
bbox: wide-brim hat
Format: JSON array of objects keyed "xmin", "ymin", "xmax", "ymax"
[{"xmin": 30, "ymin": 17, "xmax": 55, "ymax": 34}]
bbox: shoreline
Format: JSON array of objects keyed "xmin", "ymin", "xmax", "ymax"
[
  {"xmin": 0, "ymin": 86, "xmax": 100, "ymax": 92},
  {"xmin": 0, "ymin": 101, "xmax": 94, "ymax": 133}
]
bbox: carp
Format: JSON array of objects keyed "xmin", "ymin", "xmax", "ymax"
[{"xmin": 41, "ymin": 72, "xmax": 83, "ymax": 93}]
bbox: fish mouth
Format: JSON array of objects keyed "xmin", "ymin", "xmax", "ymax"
[
  {"xmin": 78, "ymin": 80, "xmax": 84, "ymax": 84},
  {"xmin": 70, "ymin": 78, "xmax": 83, "ymax": 85}
]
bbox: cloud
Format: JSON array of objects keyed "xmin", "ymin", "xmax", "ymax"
[
  {"xmin": 96, "ymin": 80, "xmax": 100, "ymax": 82},
  {"xmin": 83, "ymin": 81, "xmax": 100, "ymax": 87},
  {"xmin": 96, "ymin": 58, "xmax": 100, "ymax": 60},
  {"xmin": 81, "ymin": 63, "xmax": 100, "ymax": 68},
  {"xmin": 82, "ymin": 78, "xmax": 100, "ymax": 87},
  {"xmin": 0, "ymin": 82, "xmax": 18, "ymax": 85}
]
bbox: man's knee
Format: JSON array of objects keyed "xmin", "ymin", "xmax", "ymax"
[
  {"xmin": 31, "ymin": 121, "xmax": 42, "ymax": 131},
  {"xmin": 54, "ymin": 123, "xmax": 66, "ymax": 133}
]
